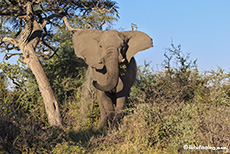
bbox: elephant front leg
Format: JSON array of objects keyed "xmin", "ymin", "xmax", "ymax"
[
  {"xmin": 96, "ymin": 90, "xmax": 115, "ymax": 129},
  {"xmin": 115, "ymin": 96, "xmax": 127, "ymax": 111},
  {"xmin": 113, "ymin": 96, "xmax": 127, "ymax": 126}
]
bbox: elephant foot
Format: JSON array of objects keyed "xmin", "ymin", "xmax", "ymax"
[
  {"xmin": 99, "ymin": 111, "xmax": 125, "ymax": 130},
  {"xmin": 112, "ymin": 111, "xmax": 125, "ymax": 129},
  {"xmin": 99, "ymin": 111, "xmax": 115, "ymax": 129}
]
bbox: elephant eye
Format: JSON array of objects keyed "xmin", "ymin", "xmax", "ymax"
[
  {"xmin": 99, "ymin": 45, "xmax": 102, "ymax": 48},
  {"xmin": 121, "ymin": 44, "xmax": 127, "ymax": 51}
]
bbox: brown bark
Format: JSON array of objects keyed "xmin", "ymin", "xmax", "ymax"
[
  {"xmin": 2, "ymin": 2, "xmax": 62, "ymax": 127},
  {"xmin": 20, "ymin": 3, "xmax": 62, "ymax": 127},
  {"xmin": 22, "ymin": 45, "xmax": 62, "ymax": 127}
]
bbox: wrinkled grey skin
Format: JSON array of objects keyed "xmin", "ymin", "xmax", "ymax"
[{"xmin": 73, "ymin": 30, "xmax": 153, "ymax": 128}]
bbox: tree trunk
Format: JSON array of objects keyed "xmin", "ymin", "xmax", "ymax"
[
  {"xmin": 18, "ymin": 2, "xmax": 62, "ymax": 126},
  {"xmin": 23, "ymin": 46, "xmax": 62, "ymax": 126}
]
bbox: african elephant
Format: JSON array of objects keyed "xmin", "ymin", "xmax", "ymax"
[{"xmin": 72, "ymin": 29, "xmax": 153, "ymax": 128}]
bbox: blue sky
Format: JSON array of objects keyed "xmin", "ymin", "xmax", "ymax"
[
  {"xmin": 114, "ymin": 0, "xmax": 230, "ymax": 71},
  {"xmin": 1, "ymin": 1, "xmax": 229, "ymax": 71}
]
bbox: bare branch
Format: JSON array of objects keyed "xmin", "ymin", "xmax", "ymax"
[
  {"xmin": 40, "ymin": 20, "xmax": 47, "ymax": 29},
  {"xmin": 0, "ymin": 43, "xmax": 20, "ymax": 51},
  {"xmin": 99, "ymin": 20, "xmax": 105, "ymax": 30},
  {"xmin": 33, "ymin": 0, "xmax": 41, "ymax": 4},
  {"xmin": 85, "ymin": 23, "xmax": 92, "ymax": 29},
  {"xmin": 1, "ymin": 37, "xmax": 19, "ymax": 47},
  {"xmin": 3, "ymin": 53, "xmax": 23, "ymax": 60},
  {"xmin": 47, "ymin": 49, "xmax": 59, "ymax": 59},
  {"xmin": 131, "ymin": 23, "xmax": 138, "ymax": 31},
  {"xmin": 42, "ymin": 39, "xmax": 58, "ymax": 53},
  {"xmin": 0, "ymin": 9, "xmax": 25, "ymax": 16},
  {"xmin": 37, "ymin": 51, "xmax": 50, "ymax": 59},
  {"xmin": 46, "ymin": 13, "xmax": 63, "ymax": 20},
  {"xmin": 92, "ymin": 4, "xmax": 118, "ymax": 16},
  {"xmin": 104, "ymin": 5, "xmax": 115, "ymax": 13},
  {"xmin": 48, "ymin": 20, "xmax": 62, "ymax": 28},
  {"xmin": 62, "ymin": 16, "xmax": 82, "ymax": 31},
  {"xmin": 10, "ymin": 77, "xmax": 21, "ymax": 88},
  {"xmin": 14, "ymin": 19, "xmax": 23, "ymax": 38}
]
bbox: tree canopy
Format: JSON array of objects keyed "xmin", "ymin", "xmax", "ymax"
[
  {"xmin": 0, "ymin": 1, "xmax": 230, "ymax": 153},
  {"xmin": 0, "ymin": 0, "xmax": 119, "ymax": 126},
  {"xmin": 0, "ymin": 0, "xmax": 118, "ymax": 60}
]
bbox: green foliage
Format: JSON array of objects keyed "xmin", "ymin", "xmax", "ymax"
[
  {"xmin": 43, "ymin": 44, "xmax": 86, "ymax": 103},
  {"xmin": 1, "ymin": 23, "xmax": 230, "ymax": 153},
  {"xmin": 1, "ymin": 0, "xmax": 115, "ymax": 153},
  {"xmin": 0, "ymin": 73, "xmax": 7, "ymax": 102},
  {"xmin": 0, "ymin": 42, "xmax": 226, "ymax": 154},
  {"xmin": 0, "ymin": 59, "xmax": 28, "ymax": 89},
  {"xmin": 0, "ymin": 57, "xmax": 47, "ymax": 127},
  {"xmin": 89, "ymin": 44, "xmax": 229, "ymax": 153},
  {"xmin": 130, "ymin": 44, "xmax": 202, "ymax": 108},
  {"xmin": 52, "ymin": 141, "xmax": 86, "ymax": 154}
]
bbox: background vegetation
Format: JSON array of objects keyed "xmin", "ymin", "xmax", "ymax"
[
  {"xmin": 1, "ymin": 41, "xmax": 229, "ymax": 153},
  {"xmin": 1, "ymin": 1, "xmax": 229, "ymax": 154}
]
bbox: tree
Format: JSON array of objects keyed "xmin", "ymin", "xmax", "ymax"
[{"xmin": 0, "ymin": 0, "xmax": 118, "ymax": 126}]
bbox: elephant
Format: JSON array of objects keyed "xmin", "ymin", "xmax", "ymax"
[{"xmin": 72, "ymin": 29, "xmax": 153, "ymax": 128}]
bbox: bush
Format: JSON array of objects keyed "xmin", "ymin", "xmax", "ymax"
[
  {"xmin": 1, "ymin": 44, "xmax": 229, "ymax": 153},
  {"xmin": 86, "ymin": 44, "xmax": 229, "ymax": 154}
]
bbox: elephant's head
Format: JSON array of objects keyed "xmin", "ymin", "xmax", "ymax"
[{"xmin": 72, "ymin": 29, "xmax": 153, "ymax": 91}]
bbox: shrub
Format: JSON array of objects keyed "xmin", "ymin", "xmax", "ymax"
[
  {"xmin": 87, "ymin": 44, "xmax": 229, "ymax": 154},
  {"xmin": 1, "ymin": 43, "xmax": 229, "ymax": 153}
]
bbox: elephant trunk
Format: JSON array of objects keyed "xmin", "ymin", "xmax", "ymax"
[{"xmin": 93, "ymin": 47, "xmax": 119, "ymax": 91}]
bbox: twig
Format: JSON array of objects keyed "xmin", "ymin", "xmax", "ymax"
[
  {"xmin": 99, "ymin": 21, "xmax": 105, "ymax": 30},
  {"xmin": 85, "ymin": 23, "xmax": 92, "ymax": 29},
  {"xmin": 40, "ymin": 20, "xmax": 47, "ymax": 29},
  {"xmin": 3, "ymin": 53, "xmax": 23, "ymax": 60},
  {"xmin": 10, "ymin": 77, "xmax": 21, "ymax": 88},
  {"xmin": 131, "ymin": 23, "xmax": 138, "ymax": 31},
  {"xmin": 14, "ymin": 19, "xmax": 23, "ymax": 38},
  {"xmin": 48, "ymin": 49, "xmax": 59, "ymax": 59}
]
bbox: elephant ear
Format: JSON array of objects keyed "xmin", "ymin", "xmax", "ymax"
[
  {"xmin": 121, "ymin": 31, "xmax": 153, "ymax": 62},
  {"xmin": 73, "ymin": 30, "xmax": 103, "ymax": 69}
]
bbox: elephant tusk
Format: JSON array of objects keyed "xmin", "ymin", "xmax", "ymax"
[{"xmin": 121, "ymin": 58, "xmax": 126, "ymax": 63}]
